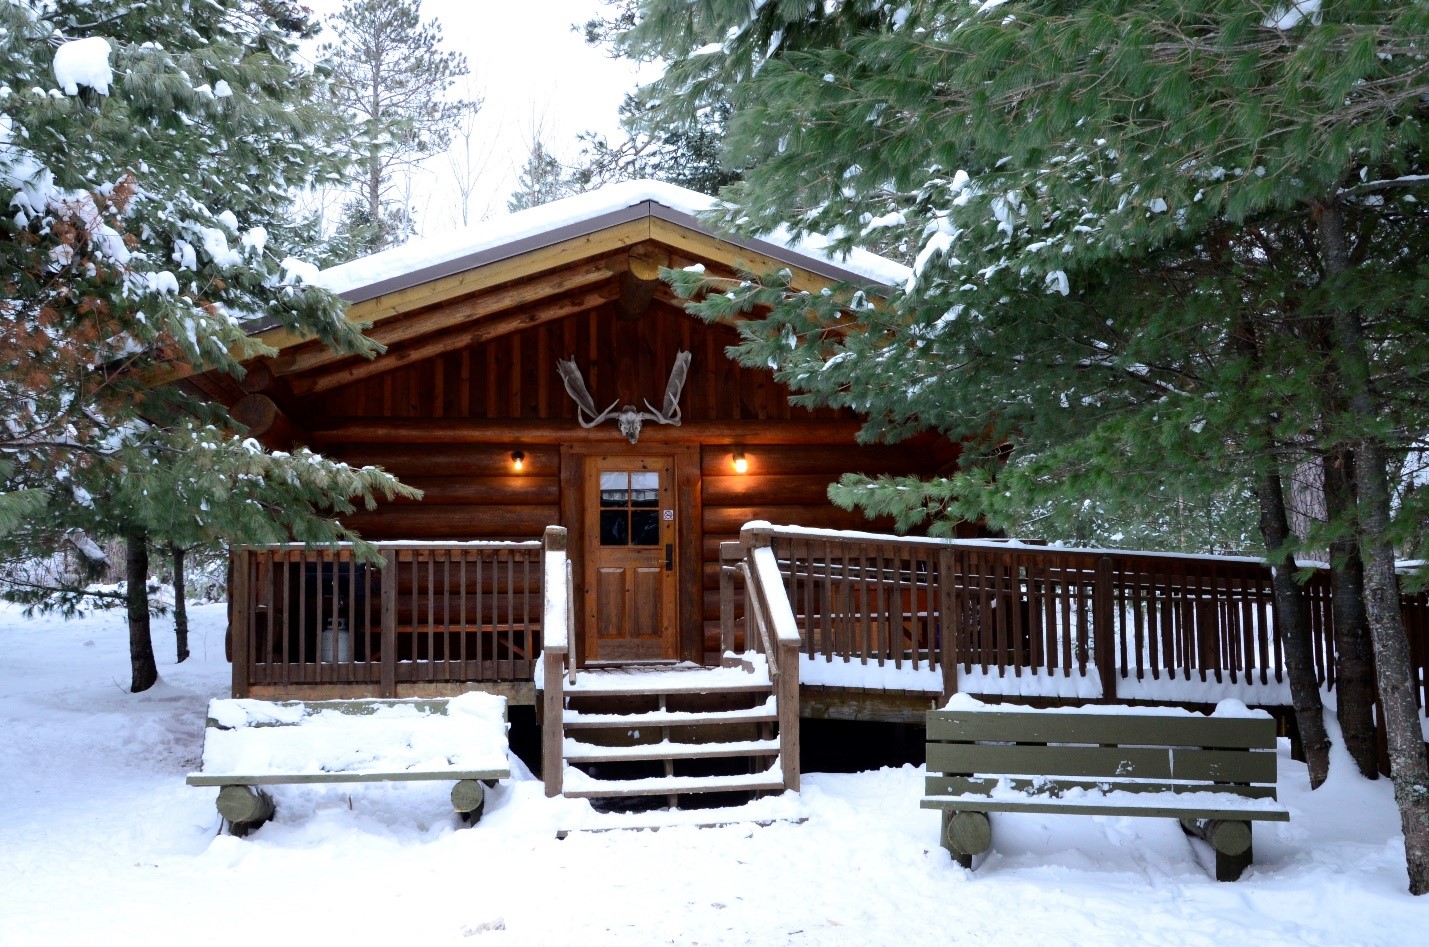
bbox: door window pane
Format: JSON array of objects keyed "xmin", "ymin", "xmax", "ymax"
[
  {"xmin": 600, "ymin": 472, "xmax": 628, "ymax": 507},
  {"xmin": 630, "ymin": 471, "xmax": 659, "ymax": 507},
  {"xmin": 599, "ymin": 509, "xmax": 629, "ymax": 546},
  {"xmin": 630, "ymin": 509, "xmax": 660, "ymax": 545}
]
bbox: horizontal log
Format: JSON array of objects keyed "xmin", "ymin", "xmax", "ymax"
[
  {"xmin": 231, "ymin": 393, "xmax": 308, "ymax": 448},
  {"xmin": 342, "ymin": 505, "xmax": 558, "ymax": 539},
  {"xmin": 275, "ymin": 259, "xmax": 623, "ymax": 378},
  {"xmin": 703, "ymin": 474, "xmax": 839, "ymax": 506},
  {"xmin": 309, "ymin": 420, "xmax": 867, "ymax": 447},
  {"xmin": 699, "ymin": 441, "xmax": 956, "ymax": 477},
  {"xmin": 702, "ymin": 504, "xmax": 893, "ymax": 535},
  {"xmin": 387, "ymin": 476, "xmax": 559, "ymax": 506},
  {"xmin": 1180, "ymin": 817, "xmax": 1253, "ymax": 857},
  {"xmin": 216, "ymin": 785, "xmax": 274, "ymax": 828},
  {"xmin": 943, "ymin": 810, "xmax": 992, "ymax": 857},
  {"xmin": 451, "ymin": 779, "xmax": 487, "ymax": 816},
  {"xmin": 291, "ymin": 284, "xmax": 624, "ymax": 396},
  {"xmin": 319, "ymin": 445, "xmax": 560, "ymax": 478}
]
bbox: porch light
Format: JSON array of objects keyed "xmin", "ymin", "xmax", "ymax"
[
  {"xmin": 511, "ymin": 450, "xmax": 525, "ymax": 472},
  {"xmin": 731, "ymin": 450, "xmax": 748, "ymax": 474}
]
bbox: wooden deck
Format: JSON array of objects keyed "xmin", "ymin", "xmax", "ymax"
[
  {"xmin": 720, "ymin": 526, "xmax": 1429, "ymax": 717},
  {"xmin": 227, "ymin": 527, "xmax": 1429, "ymax": 730}
]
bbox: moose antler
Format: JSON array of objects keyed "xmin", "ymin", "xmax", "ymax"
[
  {"xmin": 555, "ymin": 350, "xmax": 692, "ymax": 443},
  {"xmin": 642, "ymin": 350, "xmax": 691, "ymax": 424},
  {"xmin": 556, "ymin": 357, "xmax": 619, "ymax": 428}
]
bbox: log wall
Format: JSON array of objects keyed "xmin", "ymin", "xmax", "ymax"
[{"xmin": 291, "ymin": 302, "xmax": 964, "ymax": 661}]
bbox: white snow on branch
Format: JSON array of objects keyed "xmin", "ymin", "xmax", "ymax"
[
  {"xmin": 53, "ymin": 37, "xmax": 114, "ymax": 96},
  {"xmin": 1266, "ymin": 0, "xmax": 1321, "ymax": 30}
]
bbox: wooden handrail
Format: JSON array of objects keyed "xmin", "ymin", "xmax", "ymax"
[
  {"xmin": 541, "ymin": 525, "xmax": 568, "ymax": 798},
  {"xmin": 740, "ymin": 523, "xmax": 801, "ymax": 792}
]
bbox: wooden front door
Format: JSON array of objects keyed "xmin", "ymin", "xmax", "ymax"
[{"xmin": 583, "ymin": 455, "xmax": 679, "ymax": 663}]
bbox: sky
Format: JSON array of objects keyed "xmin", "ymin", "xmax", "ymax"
[{"xmin": 301, "ymin": 1, "xmax": 652, "ymax": 236}]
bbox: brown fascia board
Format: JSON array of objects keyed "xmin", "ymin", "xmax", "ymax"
[{"xmin": 336, "ymin": 201, "xmax": 893, "ymax": 307}]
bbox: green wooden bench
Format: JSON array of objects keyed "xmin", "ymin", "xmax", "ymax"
[
  {"xmin": 921, "ymin": 700, "xmax": 1289, "ymax": 881},
  {"xmin": 187, "ymin": 695, "xmax": 510, "ymax": 836}
]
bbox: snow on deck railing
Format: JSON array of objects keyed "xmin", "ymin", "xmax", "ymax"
[
  {"xmin": 753, "ymin": 523, "xmax": 1277, "ymax": 568},
  {"xmin": 542, "ymin": 544, "xmax": 569, "ymax": 652},
  {"xmin": 738, "ymin": 520, "xmax": 1429, "ymax": 712},
  {"xmin": 751, "ymin": 545, "xmax": 800, "ymax": 647}
]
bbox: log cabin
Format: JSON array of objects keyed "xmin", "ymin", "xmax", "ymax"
[{"xmin": 165, "ymin": 181, "xmax": 1429, "ymax": 812}]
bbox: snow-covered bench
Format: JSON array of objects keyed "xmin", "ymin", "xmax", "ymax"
[
  {"xmin": 921, "ymin": 696, "xmax": 1289, "ymax": 880},
  {"xmin": 186, "ymin": 693, "xmax": 511, "ymax": 836}
]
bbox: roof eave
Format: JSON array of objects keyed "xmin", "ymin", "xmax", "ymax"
[{"xmin": 337, "ymin": 200, "xmax": 893, "ymax": 306}]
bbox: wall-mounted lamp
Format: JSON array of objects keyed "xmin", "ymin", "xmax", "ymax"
[
  {"xmin": 731, "ymin": 450, "xmax": 748, "ymax": 475},
  {"xmin": 511, "ymin": 450, "xmax": 525, "ymax": 472}
]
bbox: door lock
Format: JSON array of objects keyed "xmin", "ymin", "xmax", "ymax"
[{"xmin": 665, "ymin": 543, "xmax": 673, "ymax": 571}]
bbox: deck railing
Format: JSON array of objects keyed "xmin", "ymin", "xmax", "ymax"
[
  {"xmin": 719, "ymin": 529, "xmax": 802, "ymax": 792},
  {"xmin": 230, "ymin": 540, "xmax": 543, "ymax": 698},
  {"xmin": 540, "ymin": 525, "xmax": 571, "ymax": 797},
  {"xmin": 732, "ymin": 522, "xmax": 1429, "ymax": 710}
]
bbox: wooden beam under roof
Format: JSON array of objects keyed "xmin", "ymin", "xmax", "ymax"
[
  {"xmin": 288, "ymin": 283, "xmax": 623, "ymax": 396},
  {"xmin": 648, "ymin": 218, "xmax": 872, "ymax": 294},
  {"xmin": 306, "ymin": 418, "xmax": 866, "ymax": 446},
  {"xmin": 272, "ymin": 257, "xmax": 624, "ymax": 378}
]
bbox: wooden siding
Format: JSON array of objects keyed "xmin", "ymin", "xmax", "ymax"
[
  {"xmin": 282, "ymin": 296, "xmax": 961, "ymax": 666},
  {"xmin": 307, "ymin": 302, "xmax": 849, "ymax": 424}
]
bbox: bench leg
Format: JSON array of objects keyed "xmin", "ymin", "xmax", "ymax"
[
  {"xmin": 941, "ymin": 810, "xmax": 992, "ymax": 868},
  {"xmin": 216, "ymin": 785, "xmax": 274, "ymax": 837},
  {"xmin": 452, "ymin": 779, "xmax": 487, "ymax": 824},
  {"xmin": 1180, "ymin": 818, "xmax": 1253, "ymax": 881},
  {"xmin": 1215, "ymin": 845, "xmax": 1253, "ymax": 883}
]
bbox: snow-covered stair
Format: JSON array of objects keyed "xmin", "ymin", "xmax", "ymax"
[{"xmin": 553, "ymin": 657, "xmax": 790, "ymax": 815}]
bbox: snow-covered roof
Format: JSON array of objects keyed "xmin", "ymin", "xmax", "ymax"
[{"xmin": 318, "ymin": 180, "xmax": 910, "ymax": 304}]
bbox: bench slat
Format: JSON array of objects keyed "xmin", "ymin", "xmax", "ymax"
[
  {"xmin": 187, "ymin": 767, "xmax": 509, "ymax": 787},
  {"xmin": 927, "ymin": 711, "xmax": 1277, "ymax": 750},
  {"xmin": 925, "ymin": 775, "xmax": 1279, "ymax": 800},
  {"xmin": 927, "ymin": 743, "xmax": 1278, "ymax": 784},
  {"xmin": 920, "ymin": 795, "xmax": 1290, "ymax": 822}
]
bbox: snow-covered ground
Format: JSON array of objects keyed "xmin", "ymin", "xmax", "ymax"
[{"xmin": 2, "ymin": 602, "xmax": 1426, "ymax": 945}]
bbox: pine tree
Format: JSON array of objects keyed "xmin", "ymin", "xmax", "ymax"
[
  {"xmin": 507, "ymin": 138, "xmax": 577, "ymax": 212},
  {"xmin": 572, "ymin": 95, "xmax": 741, "ymax": 196},
  {"xmin": 1, "ymin": 0, "xmax": 416, "ymax": 692},
  {"xmin": 325, "ymin": 0, "xmax": 475, "ymax": 253},
  {"xmin": 633, "ymin": 1, "xmax": 1429, "ymax": 891}
]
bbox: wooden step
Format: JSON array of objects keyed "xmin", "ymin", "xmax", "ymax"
[
  {"xmin": 562, "ymin": 698, "xmax": 778, "ymax": 729},
  {"xmin": 561, "ymin": 767, "xmax": 786, "ymax": 799},
  {"xmin": 565, "ymin": 665, "xmax": 771, "ymax": 697},
  {"xmin": 563, "ymin": 738, "xmax": 780, "ymax": 764}
]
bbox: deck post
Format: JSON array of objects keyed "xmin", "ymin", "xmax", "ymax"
[
  {"xmin": 719, "ymin": 541, "xmax": 741, "ymax": 655},
  {"xmin": 231, "ymin": 547, "xmax": 251, "ymax": 698},
  {"xmin": 542, "ymin": 525, "xmax": 568, "ymax": 798},
  {"xmin": 742, "ymin": 523, "xmax": 801, "ymax": 793},
  {"xmin": 380, "ymin": 548, "xmax": 397, "ymax": 698},
  {"xmin": 938, "ymin": 548, "xmax": 958, "ymax": 701},
  {"xmin": 778, "ymin": 634, "xmax": 801, "ymax": 792},
  {"xmin": 1095, "ymin": 556, "xmax": 1117, "ymax": 700}
]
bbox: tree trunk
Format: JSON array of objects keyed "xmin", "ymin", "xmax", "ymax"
[
  {"xmin": 171, "ymin": 544, "xmax": 190, "ymax": 664},
  {"xmin": 1255, "ymin": 468, "xmax": 1332, "ymax": 788},
  {"xmin": 126, "ymin": 531, "xmax": 158, "ymax": 693},
  {"xmin": 1322, "ymin": 447, "xmax": 1379, "ymax": 779},
  {"xmin": 1226, "ymin": 305, "xmax": 1331, "ymax": 787},
  {"xmin": 1319, "ymin": 197, "xmax": 1429, "ymax": 895}
]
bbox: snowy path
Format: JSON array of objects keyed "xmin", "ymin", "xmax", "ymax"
[{"xmin": 2, "ymin": 602, "xmax": 1426, "ymax": 945}]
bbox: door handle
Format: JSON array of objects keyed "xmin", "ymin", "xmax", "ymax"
[{"xmin": 665, "ymin": 544, "xmax": 673, "ymax": 572}]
